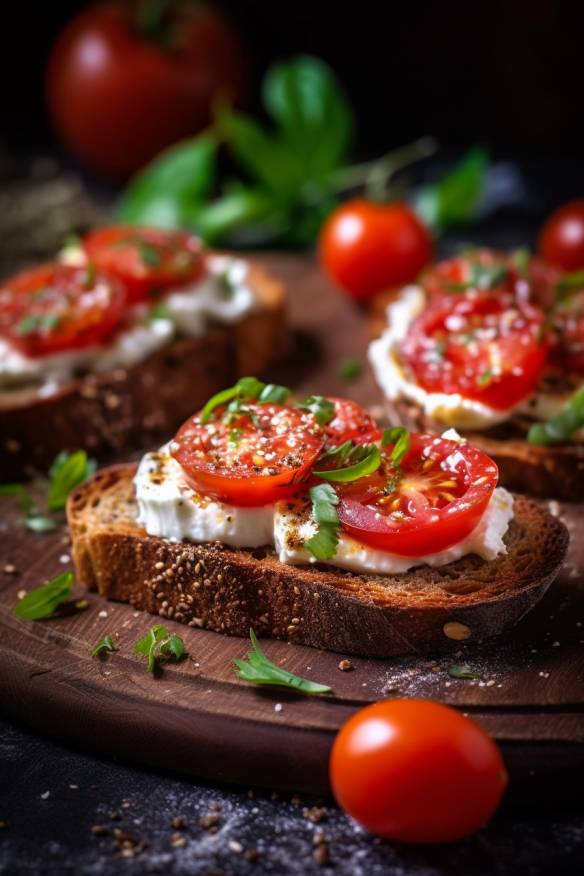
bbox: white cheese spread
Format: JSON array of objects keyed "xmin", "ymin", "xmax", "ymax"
[{"xmin": 134, "ymin": 444, "xmax": 514, "ymax": 576}]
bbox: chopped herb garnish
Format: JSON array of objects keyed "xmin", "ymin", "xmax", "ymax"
[
  {"xmin": 200, "ymin": 377, "xmax": 290, "ymax": 423},
  {"xmin": 235, "ymin": 629, "xmax": 331, "ymax": 694},
  {"xmin": 296, "ymin": 395, "xmax": 336, "ymax": 426},
  {"xmin": 91, "ymin": 634, "xmax": 119, "ymax": 657},
  {"xmin": 338, "ymin": 358, "xmax": 363, "ymax": 382},
  {"xmin": 228, "ymin": 427, "xmax": 243, "ymax": 445},
  {"xmin": 84, "ymin": 261, "xmax": 97, "ymax": 288},
  {"xmin": 149, "ymin": 301, "xmax": 171, "ymax": 321},
  {"xmin": 512, "ymin": 248, "xmax": 531, "ymax": 279},
  {"xmin": 476, "ymin": 368, "xmax": 493, "ymax": 387},
  {"xmin": 555, "ymin": 270, "xmax": 584, "ymax": 301},
  {"xmin": 14, "ymin": 572, "xmax": 73, "ymax": 620},
  {"xmin": 134, "ymin": 624, "xmax": 185, "ymax": 674},
  {"xmin": 218, "ymin": 270, "xmax": 235, "ymax": 299},
  {"xmin": 48, "ymin": 450, "xmax": 97, "ymax": 512},
  {"xmin": 17, "ymin": 313, "xmax": 62, "ymax": 336},
  {"xmin": 137, "ymin": 241, "xmax": 162, "ymax": 268},
  {"xmin": 447, "ymin": 664, "xmax": 481, "ymax": 680},
  {"xmin": 314, "ymin": 443, "xmax": 381, "ymax": 483},
  {"xmin": 470, "ymin": 261, "xmax": 508, "ymax": 290},
  {"xmin": 26, "ymin": 516, "xmax": 58, "ymax": 533},
  {"xmin": 381, "ymin": 427, "xmax": 410, "ymax": 467},
  {"xmin": 528, "ymin": 386, "xmax": 584, "ymax": 446},
  {"xmin": 305, "ymin": 483, "xmax": 340, "ymax": 561}
]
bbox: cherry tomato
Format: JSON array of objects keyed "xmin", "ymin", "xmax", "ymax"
[
  {"xmin": 84, "ymin": 226, "xmax": 205, "ymax": 305},
  {"xmin": 539, "ymin": 200, "xmax": 584, "ymax": 271},
  {"xmin": 330, "ymin": 699, "xmax": 508, "ymax": 844},
  {"xmin": 325, "ymin": 398, "xmax": 381, "ymax": 446},
  {"xmin": 336, "ymin": 433, "xmax": 497, "ymax": 556},
  {"xmin": 171, "ymin": 403, "xmax": 324, "ymax": 507},
  {"xmin": 0, "ymin": 262, "xmax": 125, "ymax": 357},
  {"xmin": 319, "ymin": 200, "xmax": 433, "ymax": 302},
  {"xmin": 401, "ymin": 290, "xmax": 548, "ymax": 410},
  {"xmin": 46, "ymin": 1, "xmax": 248, "ymax": 179}
]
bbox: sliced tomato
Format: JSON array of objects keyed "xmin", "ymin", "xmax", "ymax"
[
  {"xmin": 171, "ymin": 403, "xmax": 325, "ymax": 507},
  {"xmin": 336, "ymin": 433, "xmax": 497, "ymax": 557},
  {"xmin": 400, "ymin": 289, "xmax": 548, "ymax": 410},
  {"xmin": 0, "ymin": 262, "xmax": 126, "ymax": 357},
  {"xmin": 422, "ymin": 250, "xmax": 515, "ymax": 298},
  {"xmin": 84, "ymin": 226, "xmax": 205, "ymax": 304},
  {"xmin": 325, "ymin": 398, "xmax": 381, "ymax": 446}
]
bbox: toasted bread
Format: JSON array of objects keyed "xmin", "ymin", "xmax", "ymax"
[
  {"xmin": 67, "ymin": 464, "xmax": 568, "ymax": 658},
  {"xmin": 0, "ymin": 264, "xmax": 286, "ymax": 481}
]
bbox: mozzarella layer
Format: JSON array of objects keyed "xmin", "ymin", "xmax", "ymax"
[
  {"xmin": 134, "ymin": 445, "xmax": 514, "ymax": 576},
  {"xmin": 0, "ymin": 255, "xmax": 255, "ymax": 391}
]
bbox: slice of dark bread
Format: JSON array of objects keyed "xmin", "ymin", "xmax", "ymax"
[
  {"xmin": 67, "ymin": 464, "xmax": 569, "ymax": 658},
  {"xmin": 0, "ymin": 263, "xmax": 286, "ymax": 481}
]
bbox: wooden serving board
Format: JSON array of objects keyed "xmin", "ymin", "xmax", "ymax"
[{"xmin": 1, "ymin": 253, "xmax": 583, "ymax": 798}]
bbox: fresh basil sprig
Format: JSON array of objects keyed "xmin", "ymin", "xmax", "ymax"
[
  {"xmin": 313, "ymin": 443, "xmax": 381, "ymax": 483},
  {"xmin": 296, "ymin": 395, "xmax": 336, "ymax": 426},
  {"xmin": 200, "ymin": 377, "xmax": 290, "ymax": 424},
  {"xmin": 235, "ymin": 629, "xmax": 331, "ymax": 694},
  {"xmin": 305, "ymin": 483, "xmax": 340, "ymax": 562},
  {"xmin": 91, "ymin": 635, "xmax": 119, "ymax": 657},
  {"xmin": 0, "ymin": 484, "xmax": 57, "ymax": 533},
  {"xmin": 135, "ymin": 624, "xmax": 186, "ymax": 674},
  {"xmin": 48, "ymin": 450, "xmax": 97, "ymax": 512},
  {"xmin": 381, "ymin": 427, "xmax": 411, "ymax": 467},
  {"xmin": 14, "ymin": 572, "xmax": 73, "ymax": 620},
  {"xmin": 528, "ymin": 386, "xmax": 584, "ymax": 446}
]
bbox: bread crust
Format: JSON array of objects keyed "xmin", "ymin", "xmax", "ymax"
[
  {"xmin": 67, "ymin": 464, "xmax": 569, "ymax": 658},
  {"xmin": 0, "ymin": 264, "xmax": 286, "ymax": 480}
]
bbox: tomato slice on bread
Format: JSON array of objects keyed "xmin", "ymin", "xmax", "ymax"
[
  {"xmin": 400, "ymin": 289, "xmax": 548, "ymax": 410},
  {"xmin": 84, "ymin": 226, "xmax": 205, "ymax": 304},
  {"xmin": 326, "ymin": 398, "xmax": 381, "ymax": 445},
  {"xmin": 171, "ymin": 403, "xmax": 325, "ymax": 507},
  {"xmin": 0, "ymin": 262, "xmax": 125, "ymax": 357},
  {"xmin": 336, "ymin": 433, "xmax": 497, "ymax": 556}
]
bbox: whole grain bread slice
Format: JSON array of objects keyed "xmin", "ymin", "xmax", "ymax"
[
  {"xmin": 67, "ymin": 464, "xmax": 569, "ymax": 658},
  {"xmin": 0, "ymin": 263, "xmax": 286, "ymax": 481}
]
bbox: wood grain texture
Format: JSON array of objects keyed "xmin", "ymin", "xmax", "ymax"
[{"xmin": 0, "ymin": 253, "xmax": 583, "ymax": 794}]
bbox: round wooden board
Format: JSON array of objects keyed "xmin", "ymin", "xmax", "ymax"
[{"xmin": 1, "ymin": 254, "xmax": 583, "ymax": 799}]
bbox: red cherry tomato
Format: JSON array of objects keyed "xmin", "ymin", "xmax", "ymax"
[
  {"xmin": 336, "ymin": 433, "xmax": 497, "ymax": 556},
  {"xmin": 84, "ymin": 226, "xmax": 205, "ymax": 305},
  {"xmin": 0, "ymin": 262, "xmax": 125, "ymax": 357},
  {"xmin": 46, "ymin": 1, "xmax": 248, "ymax": 179},
  {"xmin": 330, "ymin": 699, "xmax": 508, "ymax": 844},
  {"xmin": 539, "ymin": 200, "xmax": 584, "ymax": 271},
  {"xmin": 319, "ymin": 200, "xmax": 433, "ymax": 302},
  {"xmin": 401, "ymin": 290, "xmax": 549, "ymax": 410},
  {"xmin": 325, "ymin": 398, "xmax": 380, "ymax": 445},
  {"xmin": 171, "ymin": 403, "xmax": 324, "ymax": 507}
]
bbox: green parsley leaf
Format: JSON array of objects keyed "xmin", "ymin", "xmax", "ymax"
[
  {"xmin": 134, "ymin": 624, "xmax": 186, "ymax": 674},
  {"xmin": 338, "ymin": 358, "xmax": 363, "ymax": 382},
  {"xmin": 305, "ymin": 482, "xmax": 340, "ymax": 561},
  {"xmin": 476, "ymin": 368, "xmax": 494, "ymax": 387},
  {"xmin": 91, "ymin": 634, "xmax": 119, "ymax": 657},
  {"xmin": 528, "ymin": 386, "xmax": 584, "ymax": 446},
  {"xmin": 48, "ymin": 450, "xmax": 97, "ymax": 512},
  {"xmin": 149, "ymin": 301, "xmax": 171, "ymax": 321},
  {"xmin": 447, "ymin": 664, "xmax": 481, "ymax": 680},
  {"xmin": 26, "ymin": 516, "xmax": 58, "ymax": 533},
  {"xmin": 296, "ymin": 395, "xmax": 336, "ymax": 426},
  {"xmin": 14, "ymin": 572, "xmax": 73, "ymax": 620},
  {"xmin": 381, "ymin": 427, "xmax": 410, "ymax": 466},
  {"xmin": 314, "ymin": 444, "xmax": 381, "ymax": 483},
  {"xmin": 235, "ymin": 629, "xmax": 331, "ymax": 694}
]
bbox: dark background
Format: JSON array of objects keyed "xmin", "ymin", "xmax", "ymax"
[{"xmin": 3, "ymin": 0, "xmax": 584, "ymax": 166}]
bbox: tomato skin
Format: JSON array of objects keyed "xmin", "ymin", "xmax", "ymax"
[
  {"xmin": 46, "ymin": 2, "xmax": 248, "ymax": 179},
  {"xmin": 84, "ymin": 226, "xmax": 205, "ymax": 304},
  {"xmin": 0, "ymin": 262, "xmax": 126, "ymax": 357},
  {"xmin": 330, "ymin": 699, "xmax": 507, "ymax": 844},
  {"xmin": 319, "ymin": 200, "xmax": 433, "ymax": 302},
  {"xmin": 336, "ymin": 434, "xmax": 497, "ymax": 557},
  {"xmin": 539, "ymin": 200, "xmax": 584, "ymax": 271},
  {"xmin": 325, "ymin": 398, "xmax": 380, "ymax": 446},
  {"xmin": 171, "ymin": 404, "xmax": 324, "ymax": 507}
]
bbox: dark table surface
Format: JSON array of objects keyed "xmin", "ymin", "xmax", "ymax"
[{"xmin": 2, "ymin": 157, "xmax": 584, "ymax": 876}]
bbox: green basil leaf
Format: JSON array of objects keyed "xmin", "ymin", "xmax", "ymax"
[
  {"xmin": 556, "ymin": 270, "xmax": 584, "ymax": 301},
  {"xmin": 117, "ymin": 134, "xmax": 217, "ymax": 228},
  {"xmin": 135, "ymin": 624, "xmax": 185, "ymax": 673},
  {"xmin": 314, "ymin": 445, "xmax": 381, "ymax": 483},
  {"xmin": 149, "ymin": 301, "xmax": 171, "ymax": 321},
  {"xmin": 91, "ymin": 634, "xmax": 118, "ymax": 657},
  {"xmin": 15, "ymin": 572, "xmax": 73, "ymax": 620},
  {"xmin": 200, "ymin": 376, "xmax": 284, "ymax": 423},
  {"xmin": 48, "ymin": 450, "xmax": 97, "ymax": 512},
  {"xmin": 0, "ymin": 483, "xmax": 37, "ymax": 515},
  {"xmin": 160, "ymin": 633, "xmax": 185, "ymax": 662},
  {"xmin": 296, "ymin": 395, "xmax": 336, "ymax": 426},
  {"xmin": 305, "ymin": 483, "xmax": 340, "ymax": 561},
  {"xmin": 193, "ymin": 186, "xmax": 287, "ymax": 247},
  {"xmin": 415, "ymin": 146, "xmax": 489, "ymax": 231},
  {"xmin": 448, "ymin": 664, "xmax": 481, "ymax": 680},
  {"xmin": 220, "ymin": 111, "xmax": 300, "ymax": 197},
  {"xmin": 258, "ymin": 383, "xmax": 290, "ymax": 404},
  {"xmin": 26, "ymin": 516, "xmax": 58, "ymax": 533},
  {"xmin": 528, "ymin": 386, "xmax": 584, "ymax": 445},
  {"xmin": 381, "ymin": 427, "xmax": 411, "ymax": 466},
  {"xmin": 235, "ymin": 629, "xmax": 331, "ymax": 694}
]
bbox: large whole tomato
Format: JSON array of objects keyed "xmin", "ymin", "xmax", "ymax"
[
  {"xmin": 330, "ymin": 699, "xmax": 507, "ymax": 844},
  {"xmin": 319, "ymin": 200, "xmax": 433, "ymax": 302},
  {"xmin": 46, "ymin": 1, "xmax": 248, "ymax": 179}
]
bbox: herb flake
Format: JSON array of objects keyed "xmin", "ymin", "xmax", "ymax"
[
  {"xmin": 305, "ymin": 483, "xmax": 340, "ymax": 561},
  {"xmin": 134, "ymin": 624, "xmax": 186, "ymax": 674},
  {"xmin": 91, "ymin": 635, "xmax": 119, "ymax": 657},
  {"xmin": 235, "ymin": 629, "xmax": 331, "ymax": 694}
]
